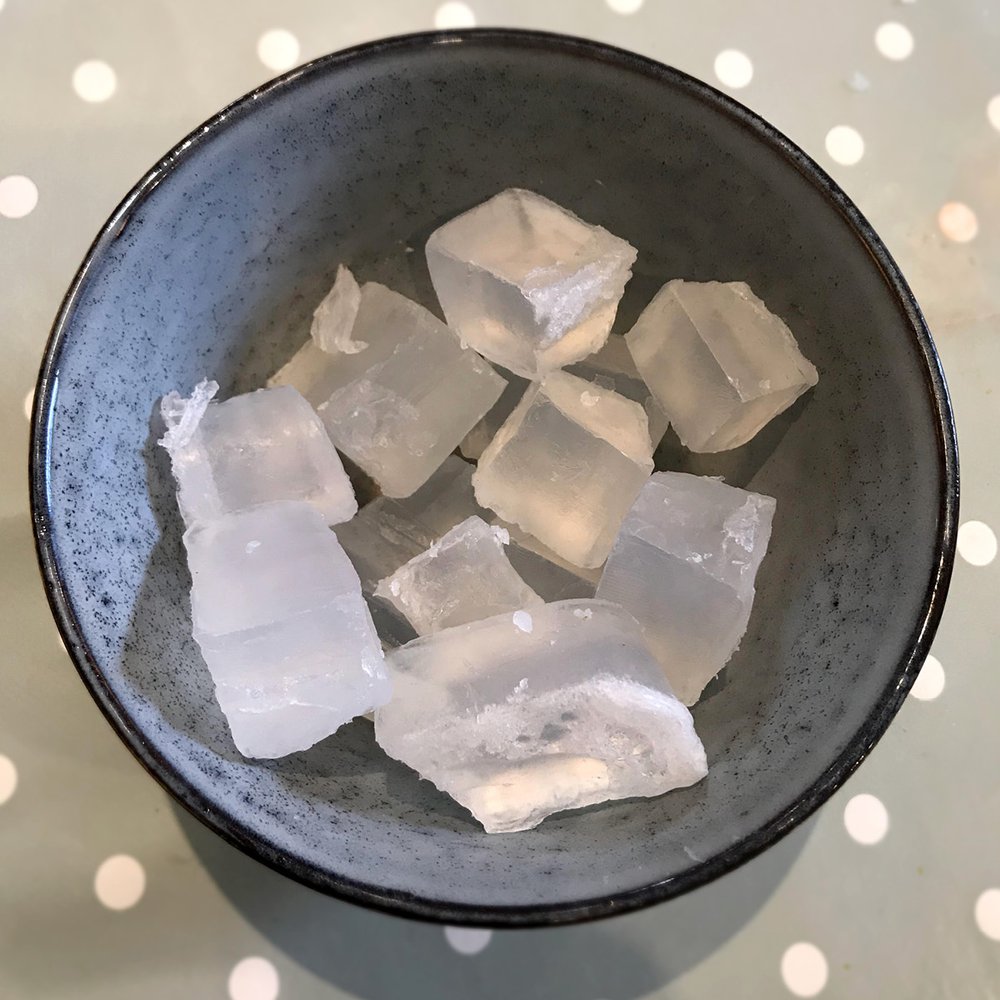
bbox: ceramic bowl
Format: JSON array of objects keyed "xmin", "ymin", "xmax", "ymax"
[{"xmin": 30, "ymin": 29, "xmax": 958, "ymax": 926}]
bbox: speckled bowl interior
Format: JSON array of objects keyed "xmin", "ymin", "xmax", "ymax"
[{"xmin": 31, "ymin": 30, "xmax": 957, "ymax": 926}]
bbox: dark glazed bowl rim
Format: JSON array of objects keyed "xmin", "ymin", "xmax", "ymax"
[{"xmin": 29, "ymin": 28, "xmax": 959, "ymax": 927}]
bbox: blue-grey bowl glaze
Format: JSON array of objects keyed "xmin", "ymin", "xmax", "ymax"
[{"xmin": 31, "ymin": 29, "xmax": 957, "ymax": 926}]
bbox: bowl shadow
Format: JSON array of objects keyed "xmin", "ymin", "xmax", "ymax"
[{"xmin": 173, "ymin": 800, "xmax": 816, "ymax": 999}]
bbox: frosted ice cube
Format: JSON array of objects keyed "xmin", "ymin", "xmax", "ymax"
[
  {"xmin": 426, "ymin": 189, "xmax": 638, "ymax": 379},
  {"xmin": 473, "ymin": 371, "xmax": 654, "ymax": 568},
  {"xmin": 374, "ymin": 600, "xmax": 706, "ymax": 833},
  {"xmin": 375, "ymin": 516, "xmax": 542, "ymax": 634},
  {"xmin": 185, "ymin": 501, "xmax": 390, "ymax": 758},
  {"xmin": 271, "ymin": 275, "xmax": 506, "ymax": 497},
  {"xmin": 625, "ymin": 279, "xmax": 818, "ymax": 452},
  {"xmin": 566, "ymin": 335, "xmax": 670, "ymax": 447},
  {"xmin": 596, "ymin": 471, "xmax": 776, "ymax": 705},
  {"xmin": 159, "ymin": 381, "xmax": 356, "ymax": 528}
]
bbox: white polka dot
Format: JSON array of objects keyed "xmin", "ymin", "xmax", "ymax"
[
  {"xmin": 23, "ymin": 387, "xmax": 34, "ymax": 421},
  {"xmin": 256, "ymin": 30, "xmax": 300, "ymax": 72},
  {"xmin": 910, "ymin": 653, "xmax": 945, "ymax": 700},
  {"xmin": 825, "ymin": 125, "xmax": 864, "ymax": 166},
  {"xmin": 988, "ymin": 95, "xmax": 1000, "ymax": 132},
  {"xmin": 713, "ymin": 49, "xmax": 753, "ymax": 89},
  {"xmin": 0, "ymin": 175, "xmax": 38, "ymax": 219},
  {"xmin": 434, "ymin": 2, "xmax": 476, "ymax": 28},
  {"xmin": 605, "ymin": 0, "xmax": 645, "ymax": 14},
  {"xmin": 94, "ymin": 854, "xmax": 146, "ymax": 910},
  {"xmin": 875, "ymin": 22, "xmax": 914, "ymax": 61},
  {"xmin": 843, "ymin": 793, "xmax": 889, "ymax": 845},
  {"xmin": 72, "ymin": 60, "xmax": 117, "ymax": 102},
  {"xmin": 0, "ymin": 755, "xmax": 18, "ymax": 805},
  {"xmin": 976, "ymin": 889, "xmax": 1000, "ymax": 941},
  {"xmin": 444, "ymin": 926, "xmax": 493, "ymax": 955},
  {"xmin": 228, "ymin": 957, "xmax": 280, "ymax": 1000},
  {"xmin": 938, "ymin": 201, "xmax": 978, "ymax": 243},
  {"xmin": 957, "ymin": 519, "xmax": 996, "ymax": 565},
  {"xmin": 781, "ymin": 942, "xmax": 829, "ymax": 997}
]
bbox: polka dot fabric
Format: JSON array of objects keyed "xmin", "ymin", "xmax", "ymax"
[{"xmin": 0, "ymin": 2, "xmax": 993, "ymax": 999}]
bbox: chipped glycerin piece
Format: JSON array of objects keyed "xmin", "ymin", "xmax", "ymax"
[
  {"xmin": 375, "ymin": 516, "xmax": 542, "ymax": 635},
  {"xmin": 625, "ymin": 279, "xmax": 818, "ymax": 452},
  {"xmin": 270, "ymin": 270, "xmax": 506, "ymax": 497},
  {"xmin": 159, "ymin": 381, "xmax": 356, "ymax": 529},
  {"xmin": 473, "ymin": 370, "xmax": 654, "ymax": 568},
  {"xmin": 185, "ymin": 501, "xmax": 390, "ymax": 758},
  {"xmin": 426, "ymin": 189, "xmax": 638, "ymax": 379},
  {"xmin": 374, "ymin": 599, "xmax": 707, "ymax": 834},
  {"xmin": 596, "ymin": 471, "xmax": 776, "ymax": 705}
]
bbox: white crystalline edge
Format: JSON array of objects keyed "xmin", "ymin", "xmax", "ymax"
[
  {"xmin": 524, "ymin": 244, "xmax": 637, "ymax": 345},
  {"xmin": 379, "ymin": 674, "xmax": 706, "ymax": 832},
  {"xmin": 158, "ymin": 379, "xmax": 218, "ymax": 451},
  {"xmin": 311, "ymin": 264, "xmax": 366, "ymax": 354}
]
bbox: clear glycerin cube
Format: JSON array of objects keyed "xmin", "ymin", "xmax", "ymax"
[
  {"xmin": 375, "ymin": 516, "xmax": 541, "ymax": 635},
  {"xmin": 271, "ymin": 275, "xmax": 505, "ymax": 497},
  {"xmin": 426, "ymin": 189, "xmax": 637, "ymax": 379},
  {"xmin": 185, "ymin": 501, "xmax": 390, "ymax": 758},
  {"xmin": 625, "ymin": 279, "xmax": 818, "ymax": 452},
  {"xmin": 473, "ymin": 371, "xmax": 654, "ymax": 568},
  {"xmin": 159, "ymin": 380, "xmax": 356, "ymax": 528},
  {"xmin": 374, "ymin": 599, "xmax": 707, "ymax": 834},
  {"xmin": 596, "ymin": 471, "xmax": 776, "ymax": 705}
]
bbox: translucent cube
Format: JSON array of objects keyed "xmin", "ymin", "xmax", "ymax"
[
  {"xmin": 426, "ymin": 189, "xmax": 637, "ymax": 379},
  {"xmin": 596, "ymin": 472, "xmax": 776, "ymax": 705},
  {"xmin": 473, "ymin": 371, "xmax": 654, "ymax": 568},
  {"xmin": 374, "ymin": 600, "xmax": 707, "ymax": 833},
  {"xmin": 625, "ymin": 279, "xmax": 819, "ymax": 452},
  {"xmin": 184, "ymin": 501, "xmax": 390, "ymax": 758},
  {"xmin": 159, "ymin": 380, "xmax": 356, "ymax": 528},
  {"xmin": 270, "ymin": 277, "xmax": 506, "ymax": 497},
  {"xmin": 375, "ymin": 516, "xmax": 541, "ymax": 634}
]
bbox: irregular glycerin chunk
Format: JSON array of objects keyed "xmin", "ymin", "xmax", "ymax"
[
  {"xmin": 375, "ymin": 600, "xmax": 706, "ymax": 833},
  {"xmin": 184, "ymin": 501, "xmax": 390, "ymax": 758},
  {"xmin": 625, "ymin": 279, "xmax": 818, "ymax": 452},
  {"xmin": 159, "ymin": 381, "xmax": 356, "ymax": 528},
  {"xmin": 473, "ymin": 371, "xmax": 654, "ymax": 568},
  {"xmin": 271, "ymin": 272, "xmax": 505, "ymax": 497},
  {"xmin": 426, "ymin": 189, "xmax": 637, "ymax": 379},
  {"xmin": 597, "ymin": 471, "xmax": 776, "ymax": 705}
]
